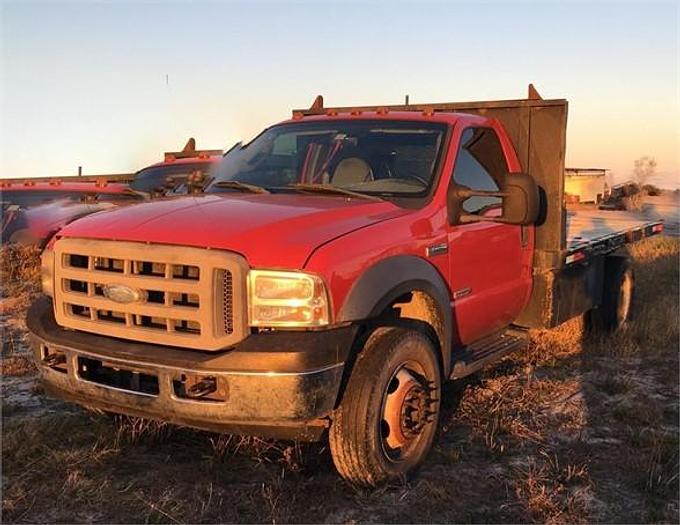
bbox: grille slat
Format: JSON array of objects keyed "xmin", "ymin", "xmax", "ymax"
[
  {"xmin": 62, "ymin": 292, "xmax": 202, "ymax": 321},
  {"xmin": 53, "ymin": 239, "xmax": 247, "ymax": 351},
  {"xmin": 59, "ymin": 267, "xmax": 202, "ymax": 293}
]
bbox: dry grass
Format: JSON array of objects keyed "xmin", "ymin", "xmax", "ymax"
[
  {"xmin": 1, "ymin": 245, "xmax": 42, "ymax": 377},
  {"xmin": 0, "ymin": 244, "xmax": 41, "ymax": 299},
  {"xmin": 1, "ymin": 236, "xmax": 678, "ymax": 523}
]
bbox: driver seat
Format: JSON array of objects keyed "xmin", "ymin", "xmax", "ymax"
[{"xmin": 331, "ymin": 157, "xmax": 373, "ymax": 187}]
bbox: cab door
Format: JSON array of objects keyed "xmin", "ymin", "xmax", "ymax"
[{"xmin": 447, "ymin": 127, "xmax": 530, "ymax": 345}]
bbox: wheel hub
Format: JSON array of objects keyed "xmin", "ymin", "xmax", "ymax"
[{"xmin": 383, "ymin": 368, "xmax": 431, "ymax": 449}]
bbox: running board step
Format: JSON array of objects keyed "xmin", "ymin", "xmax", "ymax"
[{"xmin": 450, "ymin": 328, "xmax": 528, "ymax": 380}]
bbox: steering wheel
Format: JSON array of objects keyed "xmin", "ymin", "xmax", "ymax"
[
  {"xmin": 380, "ymin": 157, "xmax": 428, "ymax": 187},
  {"xmin": 399, "ymin": 172, "xmax": 429, "ymax": 187}
]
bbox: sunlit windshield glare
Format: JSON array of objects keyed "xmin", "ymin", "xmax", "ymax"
[{"xmin": 207, "ymin": 121, "xmax": 447, "ymax": 196}]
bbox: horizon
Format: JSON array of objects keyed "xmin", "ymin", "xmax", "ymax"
[{"xmin": 1, "ymin": 0, "xmax": 678, "ymax": 188}]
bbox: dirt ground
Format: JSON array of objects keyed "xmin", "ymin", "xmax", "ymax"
[{"xmin": 1, "ymin": 236, "xmax": 678, "ymax": 524}]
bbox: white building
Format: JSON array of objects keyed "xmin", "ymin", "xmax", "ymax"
[{"xmin": 565, "ymin": 168, "xmax": 607, "ymax": 203}]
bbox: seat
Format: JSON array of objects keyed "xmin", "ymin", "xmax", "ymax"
[{"xmin": 331, "ymin": 157, "xmax": 373, "ymax": 187}]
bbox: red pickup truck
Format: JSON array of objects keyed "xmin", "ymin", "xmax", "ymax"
[
  {"xmin": 1, "ymin": 181, "xmax": 139, "ymax": 245},
  {"xmin": 28, "ymin": 87, "xmax": 662, "ymax": 486},
  {"xmin": 2, "ymin": 140, "xmax": 220, "ymax": 247}
]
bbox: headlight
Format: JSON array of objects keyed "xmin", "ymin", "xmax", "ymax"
[
  {"xmin": 40, "ymin": 249, "xmax": 55, "ymax": 297},
  {"xmin": 248, "ymin": 269, "xmax": 330, "ymax": 327}
]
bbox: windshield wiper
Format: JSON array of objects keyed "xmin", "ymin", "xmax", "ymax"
[
  {"xmin": 286, "ymin": 183, "xmax": 384, "ymax": 202},
  {"xmin": 213, "ymin": 181, "xmax": 270, "ymax": 194}
]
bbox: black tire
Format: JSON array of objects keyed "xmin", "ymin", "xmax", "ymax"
[
  {"xmin": 586, "ymin": 257, "xmax": 635, "ymax": 332},
  {"xmin": 329, "ymin": 327, "xmax": 441, "ymax": 487}
]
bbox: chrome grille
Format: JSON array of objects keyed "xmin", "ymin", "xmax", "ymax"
[{"xmin": 53, "ymin": 238, "xmax": 248, "ymax": 351}]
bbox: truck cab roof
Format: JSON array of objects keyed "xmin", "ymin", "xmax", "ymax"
[{"xmin": 281, "ymin": 110, "xmax": 474, "ymax": 126}]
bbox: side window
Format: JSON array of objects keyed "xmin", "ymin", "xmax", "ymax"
[{"xmin": 452, "ymin": 128, "xmax": 508, "ymax": 214}]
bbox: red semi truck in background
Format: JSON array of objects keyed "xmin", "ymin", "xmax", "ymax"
[{"xmin": 28, "ymin": 86, "xmax": 662, "ymax": 486}]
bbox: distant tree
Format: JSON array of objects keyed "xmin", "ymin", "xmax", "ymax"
[
  {"xmin": 623, "ymin": 157, "xmax": 658, "ymax": 210},
  {"xmin": 642, "ymin": 184, "xmax": 662, "ymax": 196},
  {"xmin": 633, "ymin": 156, "xmax": 657, "ymax": 186}
]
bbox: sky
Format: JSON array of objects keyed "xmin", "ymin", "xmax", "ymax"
[{"xmin": 1, "ymin": 0, "xmax": 679, "ymax": 188}]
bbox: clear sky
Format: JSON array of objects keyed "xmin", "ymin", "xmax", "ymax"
[{"xmin": 1, "ymin": 0, "xmax": 678, "ymax": 188}]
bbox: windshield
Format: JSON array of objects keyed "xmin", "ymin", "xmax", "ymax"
[
  {"xmin": 206, "ymin": 120, "xmax": 447, "ymax": 197},
  {"xmin": 130, "ymin": 162, "xmax": 211, "ymax": 193}
]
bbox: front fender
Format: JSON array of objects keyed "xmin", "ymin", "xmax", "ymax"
[{"xmin": 337, "ymin": 255, "xmax": 453, "ymax": 374}]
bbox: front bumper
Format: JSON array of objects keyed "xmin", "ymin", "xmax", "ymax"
[{"xmin": 27, "ymin": 297, "xmax": 356, "ymax": 441}]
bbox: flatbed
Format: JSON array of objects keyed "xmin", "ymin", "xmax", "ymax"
[{"xmin": 565, "ymin": 209, "xmax": 663, "ymax": 264}]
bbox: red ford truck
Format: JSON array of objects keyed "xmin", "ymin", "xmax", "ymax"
[{"xmin": 28, "ymin": 86, "xmax": 663, "ymax": 486}]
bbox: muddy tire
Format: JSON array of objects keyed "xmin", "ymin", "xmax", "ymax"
[
  {"xmin": 586, "ymin": 257, "xmax": 634, "ymax": 332},
  {"xmin": 329, "ymin": 327, "xmax": 441, "ymax": 487}
]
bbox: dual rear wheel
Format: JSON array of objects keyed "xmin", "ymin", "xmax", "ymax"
[{"xmin": 586, "ymin": 257, "xmax": 635, "ymax": 332}]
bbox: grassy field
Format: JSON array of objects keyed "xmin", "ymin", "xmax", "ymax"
[{"xmin": 1, "ymin": 237, "xmax": 678, "ymax": 523}]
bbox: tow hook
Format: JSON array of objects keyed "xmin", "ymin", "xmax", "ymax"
[
  {"xmin": 186, "ymin": 377, "xmax": 217, "ymax": 399},
  {"xmin": 43, "ymin": 352, "xmax": 66, "ymax": 367}
]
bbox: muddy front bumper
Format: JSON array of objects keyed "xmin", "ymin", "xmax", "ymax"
[{"xmin": 27, "ymin": 297, "xmax": 356, "ymax": 441}]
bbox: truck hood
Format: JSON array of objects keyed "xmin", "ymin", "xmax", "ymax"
[
  {"xmin": 26, "ymin": 199, "xmax": 118, "ymax": 232},
  {"xmin": 57, "ymin": 193, "xmax": 409, "ymax": 267}
]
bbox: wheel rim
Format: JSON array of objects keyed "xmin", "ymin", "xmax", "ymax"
[
  {"xmin": 617, "ymin": 271, "xmax": 633, "ymax": 325},
  {"xmin": 380, "ymin": 361, "xmax": 436, "ymax": 462}
]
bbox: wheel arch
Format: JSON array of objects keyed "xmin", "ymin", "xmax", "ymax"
[{"xmin": 337, "ymin": 255, "xmax": 453, "ymax": 375}]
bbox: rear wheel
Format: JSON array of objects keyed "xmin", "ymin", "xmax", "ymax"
[
  {"xmin": 586, "ymin": 257, "xmax": 635, "ymax": 332},
  {"xmin": 329, "ymin": 327, "xmax": 441, "ymax": 487}
]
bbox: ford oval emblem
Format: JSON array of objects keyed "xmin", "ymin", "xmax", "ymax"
[{"xmin": 103, "ymin": 284, "xmax": 146, "ymax": 304}]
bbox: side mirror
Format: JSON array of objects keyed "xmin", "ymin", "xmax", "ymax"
[{"xmin": 447, "ymin": 172, "xmax": 540, "ymax": 226}]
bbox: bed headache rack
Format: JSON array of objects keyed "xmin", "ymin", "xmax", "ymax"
[
  {"xmin": 293, "ymin": 84, "xmax": 564, "ymax": 117},
  {"xmin": 164, "ymin": 138, "xmax": 223, "ymax": 162}
]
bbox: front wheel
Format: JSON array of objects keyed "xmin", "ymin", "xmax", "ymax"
[{"xmin": 329, "ymin": 327, "xmax": 441, "ymax": 487}]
